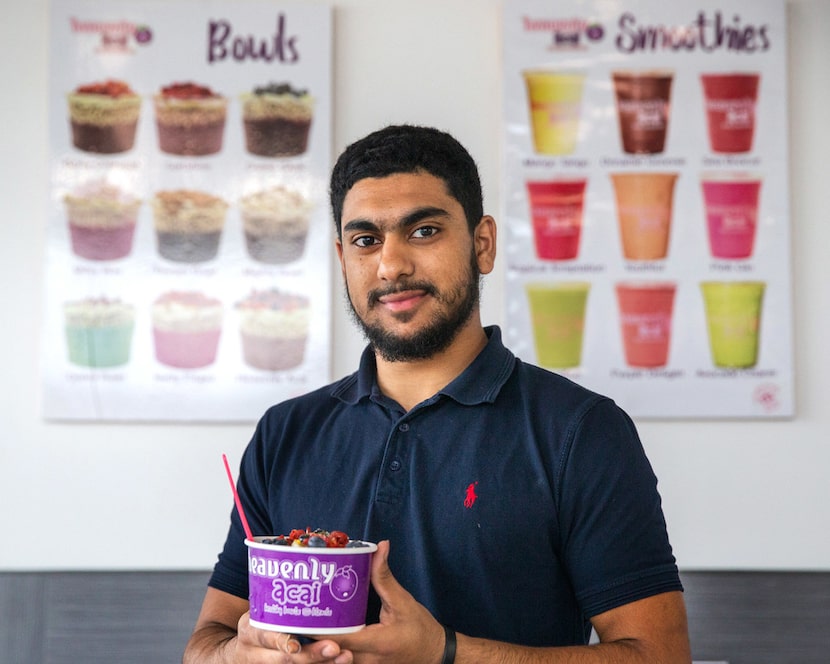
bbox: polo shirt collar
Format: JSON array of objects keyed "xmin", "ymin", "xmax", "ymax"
[{"xmin": 331, "ymin": 325, "xmax": 516, "ymax": 407}]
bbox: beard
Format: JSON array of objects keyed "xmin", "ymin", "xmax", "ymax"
[{"xmin": 345, "ymin": 250, "xmax": 481, "ymax": 362}]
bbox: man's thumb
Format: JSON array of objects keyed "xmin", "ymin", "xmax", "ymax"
[
  {"xmin": 371, "ymin": 539, "xmax": 392, "ymax": 580},
  {"xmin": 370, "ymin": 539, "xmax": 405, "ymax": 604}
]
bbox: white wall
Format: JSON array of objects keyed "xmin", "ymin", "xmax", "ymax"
[{"xmin": 1, "ymin": 0, "xmax": 827, "ymax": 571}]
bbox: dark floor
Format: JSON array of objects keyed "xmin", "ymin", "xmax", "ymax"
[{"xmin": 1, "ymin": 570, "xmax": 827, "ymax": 663}]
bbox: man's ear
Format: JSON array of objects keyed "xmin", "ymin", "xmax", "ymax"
[
  {"xmin": 335, "ymin": 237, "xmax": 346, "ymax": 276},
  {"xmin": 474, "ymin": 215, "xmax": 497, "ymax": 275}
]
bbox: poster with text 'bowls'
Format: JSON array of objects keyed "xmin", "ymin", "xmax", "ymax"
[
  {"xmin": 42, "ymin": 1, "xmax": 333, "ymax": 421},
  {"xmin": 503, "ymin": 0, "xmax": 793, "ymax": 418}
]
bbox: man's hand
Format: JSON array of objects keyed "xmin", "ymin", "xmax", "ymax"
[
  {"xmin": 235, "ymin": 612, "xmax": 352, "ymax": 663},
  {"xmin": 322, "ymin": 540, "xmax": 446, "ymax": 664},
  {"xmin": 183, "ymin": 588, "xmax": 353, "ymax": 663}
]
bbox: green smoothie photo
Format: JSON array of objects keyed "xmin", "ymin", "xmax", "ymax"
[
  {"xmin": 525, "ymin": 282, "xmax": 590, "ymax": 369},
  {"xmin": 700, "ymin": 281, "xmax": 765, "ymax": 368}
]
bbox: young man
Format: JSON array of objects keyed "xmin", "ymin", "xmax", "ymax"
[{"xmin": 184, "ymin": 125, "xmax": 691, "ymax": 663}]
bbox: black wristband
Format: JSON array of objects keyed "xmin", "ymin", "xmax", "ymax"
[{"xmin": 441, "ymin": 624, "xmax": 457, "ymax": 664}]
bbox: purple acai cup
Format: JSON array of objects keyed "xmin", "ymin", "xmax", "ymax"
[{"xmin": 246, "ymin": 536, "xmax": 377, "ymax": 634}]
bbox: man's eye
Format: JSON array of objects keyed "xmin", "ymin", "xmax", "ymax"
[
  {"xmin": 412, "ymin": 226, "xmax": 438, "ymax": 239},
  {"xmin": 353, "ymin": 236, "xmax": 379, "ymax": 248}
]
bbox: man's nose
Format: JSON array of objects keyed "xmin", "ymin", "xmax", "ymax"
[{"xmin": 376, "ymin": 236, "xmax": 415, "ymax": 281}]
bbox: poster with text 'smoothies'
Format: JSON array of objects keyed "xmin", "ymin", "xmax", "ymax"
[
  {"xmin": 502, "ymin": 0, "xmax": 793, "ymax": 418},
  {"xmin": 42, "ymin": 1, "xmax": 333, "ymax": 421}
]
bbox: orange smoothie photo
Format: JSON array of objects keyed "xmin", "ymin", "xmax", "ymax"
[{"xmin": 610, "ymin": 172, "xmax": 678, "ymax": 261}]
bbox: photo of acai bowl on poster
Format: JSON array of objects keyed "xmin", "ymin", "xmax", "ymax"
[
  {"xmin": 42, "ymin": 1, "xmax": 333, "ymax": 421},
  {"xmin": 502, "ymin": 0, "xmax": 793, "ymax": 418}
]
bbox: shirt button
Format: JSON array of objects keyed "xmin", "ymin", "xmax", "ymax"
[
  {"xmin": 398, "ymin": 423, "xmax": 410, "ymax": 432},
  {"xmin": 389, "ymin": 460, "xmax": 402, "ymax": 471}
]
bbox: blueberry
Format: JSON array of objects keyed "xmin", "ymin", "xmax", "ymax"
[{"xmin": 308, "ymin": 535, "xmax": 327, "ymax": 547}]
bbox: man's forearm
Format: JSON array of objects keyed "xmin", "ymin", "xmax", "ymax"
[
  {"xmin": 455, "ymin": 633, "xmax": 688, "ymax": 664},
  {"xmin": 183, "ymin": 623, "xmax": 237, "ymax": 664},
  {"xmin": 451, "ymin": 591, "xmax": 691, "ymax": 663}
]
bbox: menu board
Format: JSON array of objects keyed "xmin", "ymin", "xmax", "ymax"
[
  {"xmin": 502, "ymin": 0, "xmax": 793, "ymax": 418},
  {"xmin": 42, "ymin": 1, "xmax": 333, "ymax": 421}
]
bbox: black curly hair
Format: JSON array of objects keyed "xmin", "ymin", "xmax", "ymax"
[{"xmin": 329, "ymin": 125, "xmax": 484, "ymax": 238}]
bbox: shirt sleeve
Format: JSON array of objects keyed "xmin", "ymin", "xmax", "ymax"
[{"xmin": 556, "ymin": 397, "xmax": 682, "ymax": 618}]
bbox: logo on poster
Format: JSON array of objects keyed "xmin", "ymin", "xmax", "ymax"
[
  {"xmin": 69, "ymin": 17, "xmax": 152, "ymax": 53},
  {"xmin": 753, "ymin": 383, "xmax": 780, "ymax": 413},
  {"xmin": 521, "ymin": 16, "xmax": 605, "ymax": 50}
]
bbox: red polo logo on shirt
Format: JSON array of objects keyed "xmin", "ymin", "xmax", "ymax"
[{"xmin": 464, "ymin": 482, "xmax": 478, "ymax": 508}]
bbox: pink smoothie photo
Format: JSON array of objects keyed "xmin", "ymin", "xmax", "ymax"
[
  {"xmin": 525, "ymin": 179, "xmax": 587, "ymax": 260},
  {"xmin": 701, "ymin": 174, "xmax": 762, "ymax": 259}
]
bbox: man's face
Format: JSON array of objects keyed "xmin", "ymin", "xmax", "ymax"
[{"xmin": 336, "ymin": 172, "xmax": 491, "ymax": 362}]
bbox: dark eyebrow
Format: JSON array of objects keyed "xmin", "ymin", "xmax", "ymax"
[{"xmin": 342, "ymin": 206, "xmax": 451, "ymax": 235}]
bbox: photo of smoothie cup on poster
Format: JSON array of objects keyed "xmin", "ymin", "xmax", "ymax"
[
  {"xmin": 502, "ymin": 0, "xmax": 794, "ymax": 418},
  {"xmin": 41, "ymin": 1, "xmax": 333, "ymax": 421}
]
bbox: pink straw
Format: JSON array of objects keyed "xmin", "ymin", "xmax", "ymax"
[{"xmin": 222, "ymin": 453, "xmax": 254, "ymax": 541}]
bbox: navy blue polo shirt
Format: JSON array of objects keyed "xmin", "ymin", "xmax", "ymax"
[{"xmin": 209, "ymin": 326, "xmax": 681, "ymax": 646}]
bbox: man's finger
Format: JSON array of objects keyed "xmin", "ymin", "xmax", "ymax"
[{"xmin": 370, "ymin": 539, "xmax": 416, "ymax": 614}]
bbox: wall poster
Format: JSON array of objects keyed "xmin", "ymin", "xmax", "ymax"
[
  {"xmin": 502, "ymin": 0, "xmax": 794, "ymax": 418},
  {"xmin": 42, "ymin": 1, "xmax": 333, "ymax": 421}
]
